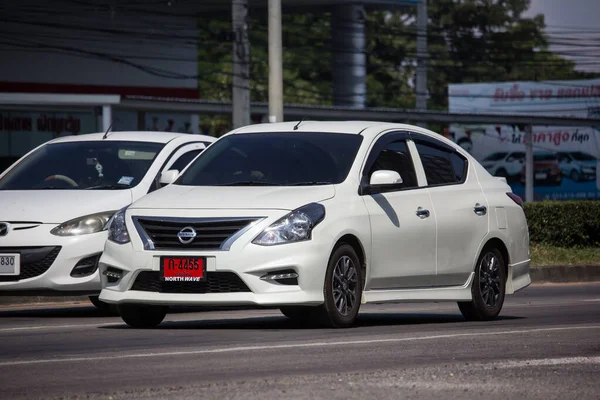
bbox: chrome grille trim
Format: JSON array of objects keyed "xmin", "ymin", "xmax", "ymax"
[{"xmin": 132, "ymin": 216, "xmax": 264, "ymax": 251}]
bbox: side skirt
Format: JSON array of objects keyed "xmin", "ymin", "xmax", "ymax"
[{"xmin": 362, "ymin": 272, "xmax": 474, "ymax": 304}]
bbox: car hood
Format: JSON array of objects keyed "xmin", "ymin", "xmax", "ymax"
[
  {"xmin": 0, "ymin": 190, "xmax": 132, "ymax": 224},
  {"xmin": 130, "ymin": 184, "xmax": 336, "ymax": 211}
]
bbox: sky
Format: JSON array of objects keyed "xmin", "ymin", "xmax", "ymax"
[{"xmin": 524, "ymin": 0, "xmax": 600, "ymax": 73}]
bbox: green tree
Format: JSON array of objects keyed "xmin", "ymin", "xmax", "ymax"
[{"xmin": 197, "ymin": 1, "xmax": 598, "ymax": 111}]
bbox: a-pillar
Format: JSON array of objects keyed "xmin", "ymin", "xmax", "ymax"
[{"xmin": 331, "ymin": 4, "xmax": 366, "ymax": 108}]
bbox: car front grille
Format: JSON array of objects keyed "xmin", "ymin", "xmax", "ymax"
[
  {"xmin": 130, "ymin": 271, "xmax": 252, "ymax": 294},
  {"xmin": 0, "ymin": 246, "xmax": 61, "ymax": 282},
  {"xmin": 134, "ymin": 217, "xmax": 260, "ymax": 250}
]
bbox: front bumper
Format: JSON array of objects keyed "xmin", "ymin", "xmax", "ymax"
[
  {"xmin": 0, "ymin": 225, "xmax": 107, "ymax": 294},
  {"xmin": 99, "ymin": 209, "xmax": 332, "ymax": 307}
]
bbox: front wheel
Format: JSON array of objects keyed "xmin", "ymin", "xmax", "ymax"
[
  {"xmin": 458, "ymin": 247, "xmax": 506, "ymax": 321},
  {"xmin": 571, "ymin": 170, "xmax": 581, "ymax": 182},
  {"xmin": 314, "ymin": 244, "xmax": 363, "ymax": 328},
  {"xmin": 118, "ymin": 304, "xmax": 168, "ymax": 328}
]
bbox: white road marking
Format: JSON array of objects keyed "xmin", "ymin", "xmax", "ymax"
[
  {"xmin": 0, "ymin": 323, "xmax": 121, "ymax": 332},
  {"xmin": 583, "ymin": 299, "xmax": 600, "ymax": 302},
  {"xmin": 491, "ymin": 356, "xmax": 600, "ymax": 368},
  {"xmin": 0, "ymin": 324, "xmax": 598, "ymax": 367}
]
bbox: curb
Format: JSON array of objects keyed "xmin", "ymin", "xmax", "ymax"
[
  {"xmin": 529, "ymin": 264, "xmax": 600, "ymax": 283},
  {"xmin": 1, "ymin": 265, "xmax": 598, "ymax": 307}
]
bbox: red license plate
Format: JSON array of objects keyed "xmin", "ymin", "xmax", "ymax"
[{"xmin": 160, "ymin": 257, "xmax": 206, "ymax": 282}]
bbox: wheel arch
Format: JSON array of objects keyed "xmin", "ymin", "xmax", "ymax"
[
  {"xmin": 333, "ymin": 234, "xmax": 366, "ymax": 290},
  {"xmin": 477, "ymin": 237, "xmax": 510, "ymax": 284}
]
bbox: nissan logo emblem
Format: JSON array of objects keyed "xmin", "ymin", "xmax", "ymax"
[
  {"xmin": 0, "ymin": 223, "xmax": 8, "ymax": 237},
  {"xmin": 177, "ymin": 226, "xmax": 197, "ymax": 244}
]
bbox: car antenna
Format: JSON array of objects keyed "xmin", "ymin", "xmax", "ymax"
[
  {"xmin": 102, "ymin": 122, "xmax": 113, "ymax": 139},
  {"xmin": 293, "ymin": 117, "xmax": 306, "ymax": 130}
]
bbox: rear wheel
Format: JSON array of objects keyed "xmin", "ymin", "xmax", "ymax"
[
  {"xmin": 458, "ymin": 247, "xmax": 506, "ymax": 321},
  {"xmin": 314, "ymin": 244, "xmax": 363, "ymax": 328},
  {"xmin": 571, "ymin": 170, "xmax": 581, "ymax": 182},
  {"xmin": 118, "ymin": 304, "xmax": 168, "ymax": 328}
]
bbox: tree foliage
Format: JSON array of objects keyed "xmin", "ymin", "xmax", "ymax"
[{"xmin": 197, "ymin": 0, "xmax": 598, "ymax": 111}]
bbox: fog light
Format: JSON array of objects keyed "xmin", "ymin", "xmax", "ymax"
[
  {"xmin": 260, "ymin": 270, "xmax": 299, "ymax": 285},
  {"xmin": 70, "ymin": 254, "xmax": 101, "ymax": 277},
  {"xmin": 102, "ymin": 267, "xmax": 123, "ymax": 283}
]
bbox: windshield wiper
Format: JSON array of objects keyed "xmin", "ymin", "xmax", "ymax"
[
  {"xmin": 84, "ymin": 183, "xmax": 131, "ymax": 190},
  {"xmin": 289, "ymin": 181, "xmax": 333, "ymax": 186},
  {"xmin": 217, "ymin": 181, "xmax": 280, "ymax": 186}
]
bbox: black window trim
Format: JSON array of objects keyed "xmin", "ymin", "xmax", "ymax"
[
  {"xmin": 410, "ymin": 132, "xmax": 469, "ymax": 188},
  {"xmin": 148, "ymin": 141, "xmax": 207, "ymax": 193},
  {"xmin": 359, "ymin": 131, "xmax": 424, "ymax": 195}
]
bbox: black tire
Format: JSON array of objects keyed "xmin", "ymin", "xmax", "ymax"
[
  {"xmin": 118, "ymin": 303, "xmax": 168, "ymax": 328},
  {"xmin": 571, "ymin": 170, "xmax": 581, "ymax": 182},
  {"xmin": 89, "ymin": 296, "xmax": 113, "ymax": 312},
  {"xmin": 314, "ymin": 244, "xmax": 363, "ymax": 328},
  {"xmin": 496, "ymin": 168, "xmax": 508, "ymax": 178},
  {"xmin": 458, "ymin": 247, "xmax": 506, "ymax": 321},
  {"xmin": 280, "ymin": 306, "xmax": 316, "ymax": 322}
]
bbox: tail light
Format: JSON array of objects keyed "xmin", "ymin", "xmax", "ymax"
[{"xmin": 507, "ymin": 192, "xmax": 524, "ymax": 208}]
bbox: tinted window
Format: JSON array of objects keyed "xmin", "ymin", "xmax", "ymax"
[
  {"xmin": 571, "ymin": 152, "xmax": 596, "ymax": 161},
  {"xmin": 170, "ymin": 149, "xmax": 202, "ymax": 172},
  {"xmin": 416, "ymin": 142, "xmax": 467, "ymax": 185},
  {"xmin": 0, "ymin": 141, "xmax": 164, "ymax": 190},
  {"xmin": 483, "ymin": 152, "xmax": 507, "ymax": 162},
  {"xmin": 368, "ymin": 140, "xmax": 418, "ymax": 189},
  {"xmin": 178, "ymin": 133, "xmax": 363, "ymax": 186}
]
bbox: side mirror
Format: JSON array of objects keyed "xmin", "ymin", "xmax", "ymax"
[
  {"xmin": 159, "ymin": 169, "xmax": 179, "ymax": 185},
  {"xmin": 370, "ymin": 170, "xmax": 403, "ymax": 186}
]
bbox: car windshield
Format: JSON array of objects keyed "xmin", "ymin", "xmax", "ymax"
[
  {"xmin": 177, "ymin": 132, "xmax": 363, "ymax": 186},
  {"xmin": 0, "ymin": 140, "xmax": 164, "ymax": 190},
  {"xmin": 571, "ymin": 152, "xmax": 596, "ymax": 161}
]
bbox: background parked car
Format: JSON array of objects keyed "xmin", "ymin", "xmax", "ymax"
[
  {"xmin": 520, "ymin": 152, "xmax": 562, "ymax": 186},
  {"xmin": 557, "ymin": 151, "xmax": 597, "ymax": 182},
  {"xmin": 0, "ymin": 131, "xmax": 215, "ymax": 309},
  {"xmin": 481, "ymin": 151, "xmax": 525, "ymax": 183}
]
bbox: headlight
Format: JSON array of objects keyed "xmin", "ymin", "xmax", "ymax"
[
  {"xmin": 253, "ymin": 203, "xmax": 325, "ymax": 246},
  {"xmin": 107, "ymin": 207, "xmax": 130, "ymax": 244},
  {"xmin": 50, "ymin": 211, "xmax": 116, "ymax": 236}
]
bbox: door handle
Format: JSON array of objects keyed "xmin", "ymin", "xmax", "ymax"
[
  {"xmin": 474, "ymin": 203, "xmax": 487, "ymax": 216},
  {"xmin": 416, "ymin": 208, "xmax": 430, "ymax": 218}
]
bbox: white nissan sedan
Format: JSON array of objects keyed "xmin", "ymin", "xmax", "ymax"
[
  {"xmin": 0, "ymin": 131, "xmax": 215, "ymax": 308},
  {"xmin": 99, "ymin": 121, "xmax": 530, "ymax": 328}
]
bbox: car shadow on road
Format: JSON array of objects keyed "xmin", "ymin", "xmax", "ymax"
[{"xmin": 100, "ymin": 312, "xmax": 524, "ymax": 330}]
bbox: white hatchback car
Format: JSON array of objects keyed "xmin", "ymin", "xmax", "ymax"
[
  {"xmin": 99, "ymin": 121, "xmax": 530, "ymax": 328},
  {"xmin": 0, "ymin": 131, "xmax": 215, "ymax": 308}
]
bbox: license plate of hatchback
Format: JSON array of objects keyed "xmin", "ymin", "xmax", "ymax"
[
  {"xmin": 0, "ymin": 254, "xmax": 20, "ymax": 275},
  {"xmin": 535, "ymin": 173, "xmax": 547, "ymax": 179},
  {"xmin": 160, "ymin": 256, "xmax": 206, "ymax": 282}
]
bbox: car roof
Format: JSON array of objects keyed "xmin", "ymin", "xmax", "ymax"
[
  {"xmin": 47, "ymin": 131, "xmax": 215, "ymax": 145},
  {"xmin": 230, "ymin": 121, "xmax": 451, "ymax": 142}
]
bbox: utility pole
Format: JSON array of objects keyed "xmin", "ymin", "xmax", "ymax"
[
  {"xmin": 268, "ymin": 0, "xmax": 283, "ymax": 122},
  {"xmin": 525, "ymin": 124, "xmax": 534, "ymax": 202},
  {"xmin": 232, "ymin": 0, "xmax": 250, "ymax": 128},
  {"xmin": 416, "ymin": 0, "xmax": 428, "ymax": 111}
]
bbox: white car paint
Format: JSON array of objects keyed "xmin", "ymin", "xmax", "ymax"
[
  {"xmin": 99, "ymin": 122, "xmax": 530, "ymax": 327},
  {"xmin": 0, "ymin": 131, "xmax": 216, "ymax": 295}
]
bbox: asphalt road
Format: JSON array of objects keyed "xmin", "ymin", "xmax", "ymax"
[{"xmin": 0, "ymin": 283, "xmax": 599, "ymax": 400}]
